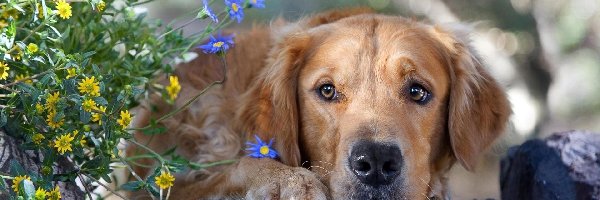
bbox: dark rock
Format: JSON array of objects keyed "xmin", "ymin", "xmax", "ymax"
[{"xmin": 500, "ymin": 131, "xmax": 600, "ymax": 200}]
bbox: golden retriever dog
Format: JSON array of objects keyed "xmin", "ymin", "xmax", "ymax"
[{"xmin": 129, "ymin": 8, "xmax": 511, "ymax": 199}]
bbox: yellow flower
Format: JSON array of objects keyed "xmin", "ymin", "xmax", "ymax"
[
  {"xmin": 54, "ymin": 133, "xmax": 74, "ymax": 154},
  {"xmin": 27, "ymin": 43, "xmax": 38, "ymax": 53},
  {"xmin": 2, "ymin": 8, "xmax": 19, "ymax": 19},
  {"xmin": 48, "ymin": 185, "xmax": 61, "ymax": 200},
  {"xmin": 117, "ymin": 110, "xmax": 131, "ymax": 129},
  {"xmin": 66, "ymin": 68, "xmax": 76, "ymax": 79},
  {"xmin": 77, "ymin": 76, "xmax": 101, "ymax": 97},
  {"xmin": 13, "ymin": 47, "xmax": 23, "ymax": 61},
  {"xmin": 165, "ymin": 75, "xmax": 181, "ymax": 101},
  {"xmin": 46, "ymin": 92, "xmax": 60, "ymax": 111},
  {"xmin": 12, "ymin": 175, "xmax": 31, "ymax": 193},
  {"xmin": 35, "ymin": 187, "xmax": 49, "ymax": 200},
  {"xmin": 46, "ymin": 111, "xmax": 64, "ymax": 129},
  {"xmin": 15, "ymin": 74, "xmax": 33, "ymax": 84},
  {"xmin": 82, "ymin": 98, "xmax": 97, "ymax": 112},
  {"xmin": 0, "ymin": 61, "xmax": 9, "ymax": 80},
  {"xmin": 92, "ymin": 105, "xmax": 106, "ymax": 125},
  {"xmin": 97, "ymin": 1, "xmax": 106, "ymax": 11},
  {"xmin": 32, "ymin": 133, "xmax": 45, "ymax": 145},
  {"xmin": 35, "ymin": 103, "xmax": 44, "ymax": 114},
  {"xmin": 56, "ymin": 0, "xmax": 72, "ymax": 19},
  {"xmin": 0, "ymin": 19, "xmax": 7, "ymax": 29},
  {"xmin": 37, "ymin": 4, "xmax": 46, "ymax": 19},
  {"xmin": 154, "ymin": 171, "xmax": 175, "ymax": 189}
]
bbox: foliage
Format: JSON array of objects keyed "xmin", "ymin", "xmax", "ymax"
[{"xmin": 0, "ymin": 0, "xmax": 258, "ymax": 198}]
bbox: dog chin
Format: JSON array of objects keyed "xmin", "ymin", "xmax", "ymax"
[{"xmin": 332, "ymin": 179, "xmax": 407, "ymax": 200}]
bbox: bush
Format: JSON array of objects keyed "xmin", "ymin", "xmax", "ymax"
[{"xmin": 0, "ymin": 0, "xmax": 263, "ymax": 198}]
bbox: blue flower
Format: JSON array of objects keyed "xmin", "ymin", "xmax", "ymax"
[
  {"xmin": 249, "ymin": 0, "xmax": 265, "ymax": 8},
  {"xmin": 201, "ymin": 0, "xmax": 219, "ymax": 23},
  {"xmin": 246, "ymin": 135, "xmax": 278, "ymax": 159},
  {"xmin": 198, "ymin": 33, "xmax": 234, "ymax": 54},
  {"xmin": 225, "ymin": 0, "xmax": 244, "ymax": 23}
]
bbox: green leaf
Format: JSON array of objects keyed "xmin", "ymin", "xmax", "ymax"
[
  {"xmin": 10, "ymin": 160, "xmax": 26, "ymax": 176},
  {"xmin": 83, "ymin": 51, "xmax": 96, "ymax": 59},
  {"xmin": 16, "ymin": 83, "xmax": 35, "ymax": 94},
  {"xmin": 64, "ymin": 79, "xmax": 77, "ymax": 95},
  {"xmin": 142, "ymin": 126, "xmax": 166, "ymax": 135},
  {"xmin": 46, "ymin": 25, "xmax": 62, "ymax": 38},
  {"xmin": 120, "ymin": 181, "xmax": 145, "ymax": 191},
  {"xmin": 101, "ymin": 174, "xmax": 112, "ymax": 183},
  {"xmin": 53, "ymin": 172, "xmax": 77, "ymax": 182},
  {"xmin": 80, "ymin": 109, "xmax": 91, "ymax": 124},
  {"xmin": 94, "ymin": 97, "xmax": 108, "ymax": 106},
  {"xmin": 161, "ymin": 147, "xmax": 177, "ymax": 156},
  {"xmin": 18, "ymin": 179, "xmax": 35, "ymax": 200},
  {"xmin": 0, "ymin": 175, "xmax": 7, "ymax": 192},
  {"xmin": 39, "ymin": 73, "xmax": 55, "ymax": 86}
]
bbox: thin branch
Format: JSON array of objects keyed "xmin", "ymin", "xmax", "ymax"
[
  {"xmin": 78, "ymin": 173, "xmax": 94, "ymax": 200},
  {"xmin": 119, "ymin": 156, "xmax": 158, "ymax": 200},
  {"xmin": 83, "ymin": 173, "xmax": 128, "ymax": 200},
  {"xmin": 128, "ymin": 55, "xmax": 227, "ymax": 131},
  {"xmin": 127, "ymin": 139, "xmax": 165, "ymax": 165}
]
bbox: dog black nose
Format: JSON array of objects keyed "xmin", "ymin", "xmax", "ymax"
[{"xmin": 348, "ymin": 141, "xmax": 402, "ymax": 187}]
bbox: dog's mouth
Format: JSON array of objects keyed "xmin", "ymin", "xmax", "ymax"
[{"xmin": 346, "ymin": 177, "xmax": 407, "ymax": 200}]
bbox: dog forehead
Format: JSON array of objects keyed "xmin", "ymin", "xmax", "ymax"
[{"xmin": 301, "ymin": 16, "xmax": 449, "ymax": 88}]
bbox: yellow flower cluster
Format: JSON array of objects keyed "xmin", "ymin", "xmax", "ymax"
[
  {"xmin": 97, "ymin": 1, "xmax": 106, "ymax": 12},
  {"xmin": 155, "ymin": 171, "xmax": 175, "ymax": 189},
  {"xmin": 66, "ymin": 68, "xmax": 77, "ymax": 79},
  {"xmin": 32, "ymin": 133, "xmax": 45, "ymax": 145},
  {"xmin": 27, "ymin": 43, "xmax": 38, "ymax": 53},
  {"xmin": 48, "ymin": 186, "xmax": 61, "ymax": 200},
  {"xmin": 0, "ymin": 61, "xmax": 9, "ymax": 80},
  {"xmin": 12, "ymin": 175, "xmax": 30, "ymax": 193},
  {"xmin": 44, "ymin": 91, "xmax": 65, "ymax": 129},
  {"xmin": 46, "ymin": 110, "xmax": 65, "ymax": 129},
  {"xmin": 166, "ymin": 75, "xmax": 181, "ymax": 101},
  {"xmin": 15, "ymin": 74, "xmax": 33, "ymax": 84},
  {"xmin": 82, "ymin": 98, "xmax": 97, "ymax": 112},
  {"xmin": 54, "ymin": 132, "xmax": 75, "ymax": 155},
  {"xmin": 56, "ymin": 0, "xmax": 72, "ymax": 19},
  {"xmin": 117, "ymin": 110, "xmax": 131, "ymax": 129},
  {"xmin": 78, "ymin": 76, "xmax": 101, "ymax": 97},
  {"xmin": 35, "ymin": 187, "xmax": 48, "ymax": 200},
  {"xmin": 92, "ymin": 105, "xmax": 106, "ymax": 125}
]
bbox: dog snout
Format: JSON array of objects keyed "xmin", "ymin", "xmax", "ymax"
[{"xmin": 348, "ymin": 141, "xmax": 403, "ymax": 187}]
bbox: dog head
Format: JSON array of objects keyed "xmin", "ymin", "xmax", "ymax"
[{"xmin": 238, "ymin": 9, "xmax": 510, "ymax": 199}]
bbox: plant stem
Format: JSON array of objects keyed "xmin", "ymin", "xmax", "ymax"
[
  {"xmin": 129, "ymin": 55, "xmax": 227, "ymax": 131},
  {"xmin": 78, "ymin": 173, "xmax": 94, "ymax": 200},
  {"xmin": 127, "ymin": 139, "xmax": 165, "ymax": 165},
  {"xmin": 83, "ymin": 173, "xmax": 129, "ymax": 200}
]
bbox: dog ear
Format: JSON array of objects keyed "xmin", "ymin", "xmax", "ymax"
[
  {"xmin": 236, "ymin": 34, "xmax": 308, "ymax": 167},
  {"xmin": 431, "ymin": 25, "xmax": 511, "ymax": 171}
]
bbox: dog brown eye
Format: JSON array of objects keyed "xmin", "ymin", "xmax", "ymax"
[
  {"xmin": 318, "ymin": 84, "xmax": 337, "ymax": 101},
  {"xmin": 409, "ymin": 85, "xmax": 431, "ymax": 104}
]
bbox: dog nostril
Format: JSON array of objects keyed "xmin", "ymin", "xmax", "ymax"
[
  {"xmin": 382, "ymin": 160, "xmax": 400, "ymax": 176},
  {"xmin": 351, "ymin": 156, "xmax": 372, "ymax": 175}
]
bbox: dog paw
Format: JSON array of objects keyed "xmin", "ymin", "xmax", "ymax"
[{"xmin": 245, "ymin": 166, "xmax": 329, "ymax": 200}]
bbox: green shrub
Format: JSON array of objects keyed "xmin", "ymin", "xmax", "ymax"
[{"xmin": 0, "ymin": 0, "xmax": 262, "ymax": 198}]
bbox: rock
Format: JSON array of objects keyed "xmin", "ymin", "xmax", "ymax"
[{"xmin": 500, "ymin": 130, "xmax": 600, "ymax": 200}]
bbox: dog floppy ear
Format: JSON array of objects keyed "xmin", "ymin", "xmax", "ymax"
[
  {"xmin": 236, "ymin": 34, "xmax": 308, "ymax": 167},
  {"xmin": 431, "ymin": 25, "xmax": 511, "ymax": 171}
]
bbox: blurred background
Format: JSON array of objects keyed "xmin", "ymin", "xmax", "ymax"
[{"xmin": 137, "ymin": 0, "xmax": 600, "ymax": 198}]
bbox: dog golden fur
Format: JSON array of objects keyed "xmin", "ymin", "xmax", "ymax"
[{"xmin": 129, "ymin": 8, "xmax": 511, "ymax": 199}]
